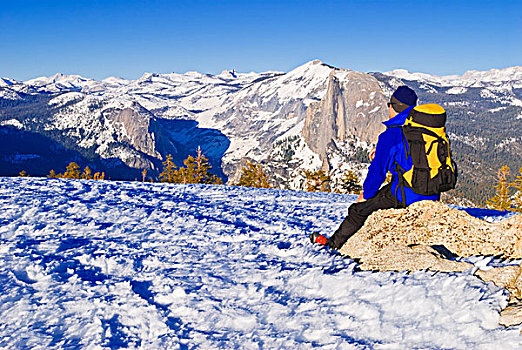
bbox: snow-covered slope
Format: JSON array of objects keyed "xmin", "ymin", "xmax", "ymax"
[
  {"xmin": 105, "ymin": 70, "xmax": 272, "ymax": 120},
  {"xmin": 101, "ymin": 76, "xmax": 132, "ymax": 88},
  {"xmin": 1, "ymin": 177, "xmax": 521, "ymax": 348},
  {"xmin": 383, "ymin": 67, "xmax": 522, "ymax": 107},
  {"xmin": 0, "ymin": 77, "xmax": 21, "ymax": 87},
  {"xmin": 45, "ymin": 94, "xmax": 162, "ymax": 169}
]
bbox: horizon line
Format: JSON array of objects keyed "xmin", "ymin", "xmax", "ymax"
[{"xmin": 2, "ymin": 60, "xmax": 522, "ymax": 83}]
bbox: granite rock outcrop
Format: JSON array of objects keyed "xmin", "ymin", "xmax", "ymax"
[
  {"xmin": 302, "ymin": 70, "xmax": 388, "ymax": 161},
  {"xmin": 338, "ymin": 200, "xmax": 522, "ymax": 325}
]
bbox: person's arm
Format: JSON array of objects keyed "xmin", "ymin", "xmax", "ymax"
[{"xmin": 362, "ymin": 132, "xmax": 393, "ymax": 200}]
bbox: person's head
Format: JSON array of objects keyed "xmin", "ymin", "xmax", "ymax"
[{"xmin": 387, "ymin": 86, "xmax": 417, "ymax": 118}]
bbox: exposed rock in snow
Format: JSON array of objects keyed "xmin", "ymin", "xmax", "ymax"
[
  {"xmin": 339, "ymin": 201, "xmax": 522, "ymax": 260},
  {"xmin": 499, "ymin": 304, "xmax": 522, "ymax": 327},
  {"xmin": 338, "ymin": 200, "xmax": 522, "ymax": 325},
  {"xmin": 355, "ymin": 244, "xmax": 473, "ymax": 272},
  {"xmin": 476, "ymin": 266, "xmax": 522, "ymax": 326},
  {"xmin": 476, "ymin": 266, "xmax": 522, "ymax": 300},
  {"xmin": 102, "ymin": 104, "xmax": 162, "ymax": 166}
]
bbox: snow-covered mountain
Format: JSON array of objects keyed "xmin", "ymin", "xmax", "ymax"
[
  {"xmin": 381, "ymin": 66, "xmax": 522, "ymax": 109},
  {"xmin": 23, "ymin": 73, "xmax": 109, "ymax": 94},
  {"xmin": 0, "ymin": 60, "xmax": 388, "ymax": 187},
  {"xmin": 0, "ymin": 77, "xmax": 21, "ymax": 87},
  {"xmin": 385, "ymin": 66, "xmax": 522, "ymax": 87},
  {"xmin": 1, "ymin": 177, "xmax": 521, "ymax": 348},
  {"xmin": 1, "ymin": 61, "xmax": 521, "ymax": 202}
]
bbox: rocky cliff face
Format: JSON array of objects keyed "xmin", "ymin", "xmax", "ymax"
[
  {"xmin": 302, "ymin": 70, "xmax": 388, "ymax": 161},
  {"xmin": 102, "ymin": 103, "xmax": 161, "ymax": 169},
  {"xmin": 206, "ymin": 60, "xmax": 333, "ymax": 164},
  {"xmin": 44, "ymin": 94, "xmax": 165, "ymax": 171}
]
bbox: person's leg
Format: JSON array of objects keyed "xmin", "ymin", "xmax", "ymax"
[{"xmin": 327, "ymin": 184, "xmax": 402, "ymax": 249}]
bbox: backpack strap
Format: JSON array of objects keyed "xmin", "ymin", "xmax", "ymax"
[
  {"xmin": 393, "ymin": 161, "xmax": 407, "ymax": 207},
  {"xmin": 385, "ymin": 125, "xmax": 409, "ymax": 206},
  {"xmin": 406, "ymin": 126, "xmax": 451, "ymax": 169}
]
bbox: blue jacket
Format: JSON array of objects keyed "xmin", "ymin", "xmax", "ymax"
[{"xmin": 362, "ymin": 106, "xmax": 439, "ymax": 205}]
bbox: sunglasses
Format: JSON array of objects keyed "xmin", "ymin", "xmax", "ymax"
[{"xmin": 387, "ymin": 102, "xmax": 394, "ymax": 107}]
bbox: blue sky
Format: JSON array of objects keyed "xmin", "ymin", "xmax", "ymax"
[{"xmin": 1, "ymin": 0, "xmax": 521, "ymax": 80}]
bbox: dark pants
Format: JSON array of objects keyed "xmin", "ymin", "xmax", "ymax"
[{"xmin": 327, "ymin": 184, "xmax": 405, "ymax": 249}]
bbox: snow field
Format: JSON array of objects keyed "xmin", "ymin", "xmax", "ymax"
[{"xmin": 0, "ymin": 177, "xmax": 521, "ymax": 349}]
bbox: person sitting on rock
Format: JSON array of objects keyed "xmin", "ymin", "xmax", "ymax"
[{"xmin": 322, "ymin": 86, "xmax": 440, "ymax": 250}]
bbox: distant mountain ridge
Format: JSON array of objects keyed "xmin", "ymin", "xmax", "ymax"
[
  {"xmin": 1, "ymin": 61, "xmax": 521, "ymax": 204},
  {"xmin": 384, "ymin": 66, "xmax": 522, "ymax": 86}
]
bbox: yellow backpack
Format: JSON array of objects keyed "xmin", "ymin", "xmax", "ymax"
[{"xmin": 398, "ymin": 104, "xmax": 458, "ymax": 196}]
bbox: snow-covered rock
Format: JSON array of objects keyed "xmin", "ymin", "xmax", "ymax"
[
  {"xmin": 101, "ymin": 76, "xmax": 132, "ymax": 88},
  {"xmin": 200, "ymin": 59, "xmax": 333, "ymax": 166},
  {"xmin": 0, "ymin": 119, "xmax": 23, "ymax": 129}
]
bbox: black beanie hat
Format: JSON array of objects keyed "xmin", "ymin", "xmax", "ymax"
[{"xmin": 390, "ymin": 86, "xmax": 417, "ymax": 113}]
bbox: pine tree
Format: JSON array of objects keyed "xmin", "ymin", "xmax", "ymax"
[
  {"xmin": 511, "ymin": 167, "xmax": 522, "ymax": 213},
  {"xmin": 234, "ymin": 160, "xmax": 271, "ymax": 188},
  {"xmin": 182, "ymin": 154, "xmax": 198, "ymax": 183},
  {"xmin": 63, "ymin": 162, "xmax": 81, "ymax": 179},
  {"xmin": 158, "ymin": 150, "xmax": 222, "ymax": 185},
  {"xmin": 82, "ymin": 166, "xmax": 93, "ymax": 180},
  {"xmin": 159, "ymin": 154, "xmax": 178, "ymax": 183},
  {"xmin": 19, "ymin": 170, "xmax": 29, "ymax": 177},
  {"xmin": 47, "ymin": 169, "xmax": 58, "ymax": 178},
  {"xmin": 304, "ymin": 169, "xmax": 331, "ymax": 192},
  {"xmin": 193, "ymin": 147, "xmax": 213, "ymax": 184},
  {"xmin": 339, "ymin": 170, "xmax": 362, "ymax": 194},
  {"xmin": 181, "ymin": 148, "xmax": 222, "ymax": 184},
  {"xmin": 194, "ymin": 148, "xmax": 223, "ymax": 184},
  {"xmin": 46, "ymin": 164, "xmax": 104, "ymax": 180},
  {"xmin": 486, "ymin": 165, "xmax": 512, "ymax": 211},
  {"xmin": 141, "ymin": 169, "xmax": 147, "ymax": 182}
]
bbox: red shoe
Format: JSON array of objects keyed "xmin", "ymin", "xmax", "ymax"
[{"xmin": 309, "ymin": 233, "xmax": 328, "ymax": 246}]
